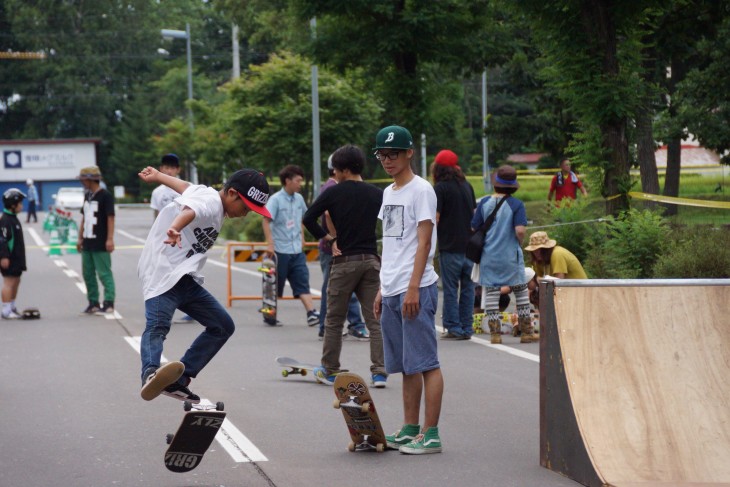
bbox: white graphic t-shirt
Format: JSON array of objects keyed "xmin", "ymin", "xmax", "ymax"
[
  {"xmin": 150, "ymin": 184, "xmax": 180, "ymax": 212},
  {"xmin": 138, "ymin": 184, "xmax": 223, "ymax": 300},
  {"xmin": 378, "ymin": 176, "xmax": 439, "ymax": 297}
]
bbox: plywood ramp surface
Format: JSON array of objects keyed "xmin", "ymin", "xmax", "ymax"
[{"xmin": 554, "ymin": 285, "xmax": 730, "ymax": 486}]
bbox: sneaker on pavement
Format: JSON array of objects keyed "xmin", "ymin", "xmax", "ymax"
[
  {"xmin": 1, "ymin": 310, "xmax": 22, "ymax": 320},
  {"xmin": 347, "ymin": 326, "xmax": 370, "ymax": 340},
  {"xmin": 162, "ymin": 379, "xmax": 201, "ymax": 404},
  {"xmin": 371, "ymin": 373, "xmax": 387, "ymax": 388},
  {"xmin": 140, "ymin": 361, "xmax": 185, "ymax": 401},
  {"xmin": 385, "ymin": 424, "xmax": 420, "ymax": 450},
  {"xmin": 313, "ymin": 366, "xmax": 338, "ymax": 386},
  {"xmin": 80, "ymin": 303, "xmax": 101, "ymax": 315},
  {"xmin": 306, "ymin": 310, "xmax": 320, "ymax": 327},
  {"xmin": 95, "ymin": 301, "xmax": 114, "ymax": 315},
  {"xmin": 399, "ymin": 427, "xmax": 442, "ymax": 454},
  {"xmin": 318, "ymin": 328, "xmax": 325, "ymax": 340}
]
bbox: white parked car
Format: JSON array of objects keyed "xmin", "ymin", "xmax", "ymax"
[{"xmin": 53, "ymin": 187, "xmax": 86, "ymax": 210}]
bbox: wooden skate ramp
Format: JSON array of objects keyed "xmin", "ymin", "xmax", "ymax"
[{"xmin": 540, "ymin": 280, "xmax": 730, "ymax": 487}]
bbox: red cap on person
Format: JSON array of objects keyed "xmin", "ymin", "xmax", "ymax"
[{"xmin": 434, "ymin": 149, "xmax": 458, "ymax": 167}]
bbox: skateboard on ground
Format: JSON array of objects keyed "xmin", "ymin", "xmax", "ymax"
[
  {"xmin": 258, "ymin": 256, "xmax": 278, "ymax": 325},
  {"xmin": 21, "ymin": 308, "xmax": 40, "ymax": 320},
  {"xmin": 164, "ymin": 400, "xmax": 226, "ymax": 473},
  {"xmin": 332, "ymin": 372, "xmax": 386, "ymax": 452},
  {"xmin": 276, "ymin": 356, "xmax": 319, "ymax": 378}
]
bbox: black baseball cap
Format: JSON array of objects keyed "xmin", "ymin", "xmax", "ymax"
[
  {"xmin": 160, "ymin": 153, "xmax": 180, "ymax": 167},
  {"xmin": 226, "ymin": 169, "xmax": 272, "ymax": 218}
]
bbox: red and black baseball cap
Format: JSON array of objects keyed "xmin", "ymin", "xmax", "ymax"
[{"xmin": 226, "ymin": 169, "xmax": 272, "ymax": 218}]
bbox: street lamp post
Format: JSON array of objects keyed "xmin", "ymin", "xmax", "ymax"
[{"xmin": 161, "ymin": 23, "xmax": 198, "ymax": 184}]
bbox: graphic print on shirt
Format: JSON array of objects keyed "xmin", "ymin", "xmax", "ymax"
[
  {"xmin": 382, "ymin": 205, "xmax": 404, "ymax": 238},
  {"xmin": 83, "ymin": 200, "xmax": 99, "ymax": 238},
  {"xmin": 186, "ymin": 226, "xmax": 219, "ymax": 258}
]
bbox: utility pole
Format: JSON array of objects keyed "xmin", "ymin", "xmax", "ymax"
[{"xmin": 310, "ymin": 18, "xmax": 321, "ymax": 197}]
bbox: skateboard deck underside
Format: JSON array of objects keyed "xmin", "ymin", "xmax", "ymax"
[
  {"xmin": 260, "ymin": 261, "xmax": 277, "ymax": 325},
  {"xmin": 333, "ymin": 373, "xmax": 386, "ymax": 452},
  {"xmin": 165, "ymin": 411, "xmax": 226, "ymax": 472}
]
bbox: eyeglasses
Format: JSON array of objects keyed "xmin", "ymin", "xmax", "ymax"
[{"xmin": 374, "ymin": 150, "xmax": 401, "ymax": 161}]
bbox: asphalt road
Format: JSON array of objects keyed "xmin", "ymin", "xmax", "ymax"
[{"xmin": 0, "ymin": 207, "xmax": 578, "ymax": 487}]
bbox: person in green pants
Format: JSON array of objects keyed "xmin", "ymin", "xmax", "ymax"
[{"xmin": 76, "ymin": 166, "xmax": 116, "ymax": 315}]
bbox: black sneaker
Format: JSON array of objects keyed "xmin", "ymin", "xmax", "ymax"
[
  {"xmin": 96, "ymin": 301, "xmax": 115, "ymax": 315},
  {"xmin": 306, "ymin": 310, "xmax": 320, "ymax": 327},
  {"xmin": 162, "ymin": 379, "xmax": 201, "ymax": 404},
  {"xmin": 80, "ymin": 303, "xmax": 101, "ymax": 315}
]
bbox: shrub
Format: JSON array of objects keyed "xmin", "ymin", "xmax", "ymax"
[
  {"xmin": 653, "ymin": 226, "xmax": 730, "ymax": 278},
  {"xmin": 544, "ymin": 199, "xmax": 604, "ymax": 263},
  {"xmin": 584, "ymin": 208, "xmax": 669, "ymax": 278}
]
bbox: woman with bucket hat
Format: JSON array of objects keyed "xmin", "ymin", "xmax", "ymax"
[
  {"xmin": 524, "ymin": 231, "xmax": 587, "ymax": 279},
  {"xmin": 470, "ymin": 165, "xmax": 536, "ymax": 344}
]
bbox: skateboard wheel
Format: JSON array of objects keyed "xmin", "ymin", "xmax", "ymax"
[
  {"xmin": 216, "ymin": 402, "xmax": 224, "ymax": 411},
  {"xmin": 347, "ymin": 441, "xmax": 356, "ymax": 452},
  {"xmin": 360, "ymin": 401, "xmax": 372, "ymax": 413},
  {"xmin": 333, "ymin": 399, "xmax": 341, "ymax": 409},
  {"xmin": 183, "ymin": 401, "xmax": 192, "ymax": 412},
  {"xmin": 282, "ymin": 370, "xmax": 289, "ymax": 378},
  {"xmin": 300, "ymin": 369, "xmax": 307, "ymax": 377},
  {"xmin": 166, "ymin": 433, "xmax": 174, "ymax": 445},
  {"xmin": 376, "ymin": 443, "xmax": 385, "ymax": 453}
]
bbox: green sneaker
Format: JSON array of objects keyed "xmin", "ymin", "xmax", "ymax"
[
  {"xmin": 399, "ymin": 427, "xmax": 442, "ymax": 454},
  {"xmin": 385, "ymin": 424, "xmax": 420, "ymax": 450}
]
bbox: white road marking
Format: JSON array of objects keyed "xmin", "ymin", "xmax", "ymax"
[
  {"xmin": 27, "ymin": 227, "xmax": 46, "ymax": 247},
  {"xmin": 436, "ymin": 325, "xmax": 540, "ymax": 363},
  {"xmin": 125, "ymin": 336, "xmax": 268, "ymax": 463}
]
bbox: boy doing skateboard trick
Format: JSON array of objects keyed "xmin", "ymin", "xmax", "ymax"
[
  {"xmin": 137, "ymin": 166, "xmax": 271, "ymax": 402},
  {"xmin": 372, "ymin": 126, "xmax": 444, "ymax": 454}
]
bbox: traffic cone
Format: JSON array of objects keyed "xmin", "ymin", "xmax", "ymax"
[
  {"xmin": 43, "ymin": 209, "xmax": 57, "ymax": 233},
  {"xmin": 64, "ymin": 221, "xmax": 79, "ymax": 254},
  {"xmin": 48, "ymin": 229, "xmax": 62, "ymax": 256}
]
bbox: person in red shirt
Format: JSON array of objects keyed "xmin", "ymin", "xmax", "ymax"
[{"xmin": 548, "ymin": 158, "xmax": 588, "ymax": 204}]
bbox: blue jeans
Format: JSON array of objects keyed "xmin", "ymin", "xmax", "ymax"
[
  {"xmin": 140, "ymin": 275, "xmax": 235, "ymax": 383},
  {"xmin": 319, "ymin": 252, "xmax": 365, "ymax": 334},
  {"xmin": 438, "ymin": 251, "xmax": 475, "ymax": 337}
]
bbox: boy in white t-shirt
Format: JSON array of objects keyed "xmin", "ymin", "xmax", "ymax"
[
  {"xmin": 372, "ymin": 125, "xmax": 444, "ymax": 454},
  {"xmin": 137, "ymin": 166, "xmax": 271, "ymax": 403},
  {"xmin": 150, "ymin": 153, "xmax": 196, "ymax": 324}
]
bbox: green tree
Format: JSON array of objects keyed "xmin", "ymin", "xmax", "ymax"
[
  {"xmin": 511, "ymin": 1, "xmax": 657, "ymax": 215},
  {"xmin": 190, "ymin": 52, "xmax": 382, "ymax": 198}
]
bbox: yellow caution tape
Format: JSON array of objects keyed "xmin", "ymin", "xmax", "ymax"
[{"xmin": 628, "ymin": 192, "xmax": 730, "ymax": 209}]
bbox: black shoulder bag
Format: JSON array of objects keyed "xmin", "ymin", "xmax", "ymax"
[{"xmin": 465, "ymin": 195, "xmax": 509, "ymax": 263}]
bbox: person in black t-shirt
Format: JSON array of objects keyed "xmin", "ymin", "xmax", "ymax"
[
  {"xmin": 302, "ymin": 144, "xmax": 387, "ymax": 388},
  {"xmin": 76, "ymin": 166, "xmax": 116, "ymax": 315},
  {"xmin": 0, "ymin": 189, "xmax": 27, "ymax": 319},
  {"xmin": 431, "ymin": 149, "xmax": 477, "ymax": 340}
]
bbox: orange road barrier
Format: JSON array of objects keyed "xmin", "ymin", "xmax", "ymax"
[{"xmin": 226, "ymin": 242, "xmax": 320, "ymax": 307}]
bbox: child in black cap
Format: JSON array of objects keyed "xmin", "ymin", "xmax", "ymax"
[{"xmin": 136, "ymin": 166, "xmax": 271, "ymax": 403}]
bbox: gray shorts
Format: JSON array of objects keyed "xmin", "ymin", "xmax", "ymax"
[{"xmin": 380, "ymin": 282, "xmax": 440, "ymax": 375}]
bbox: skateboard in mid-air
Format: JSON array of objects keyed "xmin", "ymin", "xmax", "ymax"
[
  {"xmin": 164, "ymin": 400, "xmax": 226, "ymax": 473},
  {"xmin": 332, "ymin": 372, "xmax": 386, "ymax": 452},
  {"xmin": 276, "ymin": 356, "xmax": 319, "ymax": 378},
  {"xmin": 258, "ymin": 256, "xmax": 278, "ymax": 325}
]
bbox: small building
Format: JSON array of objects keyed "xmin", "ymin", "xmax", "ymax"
[{"xmin": 0, "ymin": 138, "xmax": 101, "ymax": 212}]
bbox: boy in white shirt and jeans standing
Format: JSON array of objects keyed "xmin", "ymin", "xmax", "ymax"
[
  {"xmin": 137, "ymin": 166, "xmax": 271, "ymax": 403},
  {"xmin": 373, "ymin": 125, "xmax": 444, "ymax": 454}
]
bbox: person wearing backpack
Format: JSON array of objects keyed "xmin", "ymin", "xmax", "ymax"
[
  {"xmin": 471, "ymin": 165, "xmax": 535, "ymax": 344},
  {"xmin": 0, "ymin": 189, "xmax": 27, "ymax": 319}
]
